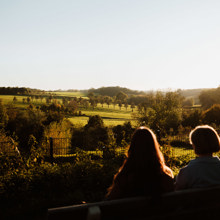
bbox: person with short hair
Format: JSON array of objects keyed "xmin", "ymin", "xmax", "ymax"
[
  {"xmin": 106, "ymin": 126, "xmax": 174, "ymax": 200},
  {"xmin": 175, "ymin": 125, "xmax": 220, "ymax": 190}
]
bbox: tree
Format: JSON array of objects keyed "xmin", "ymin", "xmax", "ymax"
[
  {"xmin": 44, "ymin": 111, "xmax": 64, "ymax": 125},
  {"xmin": 5, "ymin": 108, "xmax": 46, "ymax": 156},
  {"xmin": 134, "ymin": 91, "xmax": 183, "ymax": 135},
  {"xmin": 202, "ymin": 104, "xmax": 220, "ymax": 126},
  {"xmin": 112, "ymin": 96, "xmax": 117, "ymax": 109},
  {"xmin": 67, "ymin": 100, "xmax": 78, "ymax": 114},
  {"xmin": 124, "ymin": 102, "xmax": 128, "ymax": 110},
  {"xmin": 199, "ymin": 87, "xmax": 220, "ymax": 109},
  {"xmin": 182, "ymin": 109, "xmax": 202, "ymax": 127},
  {"xmin": 85, "ymin": 115, "xmax": 104, "ymax": 129},
  {"xmin": 27, "ymin": 97, "xmax": 31, "ymax": 103},
  {"xmin": 118, "ymin": 100, "xmax": 122, "ymax": 110},
  {"xmin": 104, "ymin": 96, "xmax": 112, "ymax": 108},
  {"xmin": 99, "ymin": 96, "xmax": 105, "ymax": 107},
  {"xmin": 130, "ymin": 103, "xmax": 135, "ymax": 112},
  {"xmin": 89, "ymin": 98, "xmax": 96, "ymax": 110},
  {"xmin": 44, "ymin": 120, "xmax": 72, "ymax": 154},
  {"xmin": 13, "ymin": 96, "xmax": 17, "ymax": 103},
  {"xmin": 82, "ymin": 99, "xmax": 89, "ymax": 109},
  {"xmin": 88, "ymin": 91, "xmax": 95, "ymax": 99},
  {"xmin": 112, "ymin": 121, "xmax": 134, "ymax": 147},
  {"xmin": 72, "ymin": 115, "xmax": 110, "ymax": 150},
  {"xmin": 116, "ymin": 91, "xmax": 128, "ymax": 103}
]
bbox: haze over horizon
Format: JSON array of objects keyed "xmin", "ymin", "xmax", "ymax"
[{"xmin": 1, "ymin": 1, "xmax": 220, "ymax": 91}]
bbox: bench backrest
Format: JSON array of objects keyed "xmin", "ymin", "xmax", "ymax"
[{"xmin": 47, "ymin": 185, "xmax": 220, "ymax": 220}]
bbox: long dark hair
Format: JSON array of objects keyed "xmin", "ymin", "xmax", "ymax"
[{"xmin": 107, "ymin": 126, "xmax": 166, "ymax": 197}]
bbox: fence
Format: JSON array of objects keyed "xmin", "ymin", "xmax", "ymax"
[
  {"xmin": 46, "ymin": 136, "xmax": 197, "ymax": 163},
  {"xmin": 46, "ymin": 138, "xmax": 128, "ymax": 162},
  {"xmin": 0, "ymin": 136, "xmax": 196, "ymax": 160}
]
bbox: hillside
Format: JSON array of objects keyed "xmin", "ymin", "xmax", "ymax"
[
  {"xmin": 178, "ymin": 88, "xmax": 211, "ymax": 105},
  {"xmin": 87, "ymin": 86, "xmax": 145, "ymax": 97}
]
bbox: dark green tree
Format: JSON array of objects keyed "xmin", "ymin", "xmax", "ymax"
[
  {"xmin": 72, "ymin": 115, "xmax": 110, "ymax": 150},
  {"xmin": 135, "ymin": 91, "xmax": 183, "ymax": 135},
  {"xmin": 116, "ymin": 91, "xmax": 128, "ymax": 103},
  {"xmin": 85, "ymin": 115, "xmax": 104, "ymax": 129},
  {"xmin": 202, "ymin": 104, "xmax": 220, "ymax": 126},
  {"xmin": 199, "ymin": 87, "xmax": 220, "ymax": 109},
  {"xmin": 5, "ymin": 108, "xmax": 45, "ymax": 156}
]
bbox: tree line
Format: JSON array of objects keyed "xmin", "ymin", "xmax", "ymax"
[{"xmin": 0, "ymin": 87, "xmax": 44, "ymax": 95}]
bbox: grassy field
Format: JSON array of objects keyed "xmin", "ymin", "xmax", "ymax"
[
  {"xmin": 0, "ymin": 95, "xmax": 33, "ymax": 108},
  {"xmin": 70, "ymin": 103, "xmax": 136, "ymax": 126},
  {"xmin": 51, "ymin": 91, "xmax": 88, "ymax": 99},
  {"xmin": 69, "ymin": 116, "xmax": 135, "ymax": 127},
  {"xmin": 0, "ymin": 94, "xmax": 137, "ymax": 127}
]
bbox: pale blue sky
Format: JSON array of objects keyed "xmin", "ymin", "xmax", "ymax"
[{"xmin": 0, "ymin": 0, "xmax": 220, "ymax": 91}]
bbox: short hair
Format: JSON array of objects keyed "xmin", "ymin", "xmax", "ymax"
[{"xmin": 189, "ymin": 125, "xmax": 220, "ymax": 155}]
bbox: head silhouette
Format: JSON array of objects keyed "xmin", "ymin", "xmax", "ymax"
[
  {"xmin": 189, "ymin": 125, "xmax": 220, "ymax": 155},
  {"xmin": 128, "ymin": 126, "xmax": 163, "ymax": 164}
]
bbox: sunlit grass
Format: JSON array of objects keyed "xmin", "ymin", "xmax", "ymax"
[
  {"xmin": 82, "ymin": 110, "xmax": 132, "ymax": 119},
  {"xmin": 68, "ymin": 116, "xmax": 136, "ymax": 127},
  {"xmin": 51, "ymin": 91, "xmax": 88, "ymax": 98}
]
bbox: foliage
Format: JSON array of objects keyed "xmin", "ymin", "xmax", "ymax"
[
  {"xmin": 85, "ymin": 115, "xmax": 104, "ymax": 129},
  {"xmin": 182, "ymin": 109, "xmax": 202, "ymax": 127},
  {"xmin": 88, "ymin": 86, "xmax": 144, "ymax": 97},
  {"xmin": 72, "ymin": 115, "xmax": 111, "ymax": 151},
  {"xmin": 43, "ymin": 111, "xmax": 64, "ymax": 125},
  {"xmin": 116, "ymin": 91, "xmax": 128, "ymax": 103},
  {"xmin": 134, "ymin": 91, "xmax": 183, "ymax": 135},
  {"xmin": 202, "ymin": 104, "xmax": 220, "ymax": 126},
  {"xmin": 0, "ymin": 87, "xmax": 31, "ymax": 95},
  {"xmin": 5, "ymin": 108, "xmax": 45, "ymax": 156},
  {"xmin": 44, "ymin": 119, "xmax": 72, "ymax": 139},
  {"xmin": 0, "ymin": 129, "xmax": 19, "ymax": 156},
  {"xmin": 0, "ymin": 146, "xmax": 127, "ymax": 218},
  {"xmin": 112, "ymin": 121, "xmax": 135, "ymax": 147},
  {"xmin": 199, "ymin": 87, "xmax": 220, "ymax": 109},
  {"xmin": 0, "ymin": 99, "xmax": 8, "ymax": 128}
]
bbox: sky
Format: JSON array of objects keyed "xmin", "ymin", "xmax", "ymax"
[{"xmin": 0, "ymin": 0, "xmax": 220, "ymax": 91}]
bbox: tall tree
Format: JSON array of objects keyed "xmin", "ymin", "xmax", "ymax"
[
  {"xmin": 202, "ymin": 104, "xmax": 220, "ymax": 126},
  {"xmin": 199, "ymin": 87, "xmax": 220, "ymax": 109},
  {"xmin": 116, "ymin": 91, "xmax": 128, "ymax": 103},
  {"xmin": 135, "ymin": 91, "xmax": 183, "ymax": 134}
]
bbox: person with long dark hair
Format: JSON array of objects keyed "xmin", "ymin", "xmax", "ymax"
[{"xmin": 106, "ymin": 126, "xmax": 174, "ymax": 200}]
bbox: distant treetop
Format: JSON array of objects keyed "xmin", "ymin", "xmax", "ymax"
[
  {"xmin": 88, "ymin": 86, "xmax": 145, "ymax": 97},
  {"xmin": 0, "ymin": 87, "xmax": 43, "ymax": 95}
]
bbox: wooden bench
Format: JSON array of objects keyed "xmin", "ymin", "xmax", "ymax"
[{"xmin": 47, "ymin": 185, "xmax": 220, "ymax": 220}]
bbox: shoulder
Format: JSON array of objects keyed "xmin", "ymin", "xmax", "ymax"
[{"xmin": 175, "ymin": 164, "xmax": 191, "ymax": 190}]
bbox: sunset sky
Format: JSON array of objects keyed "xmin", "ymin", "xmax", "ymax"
[{"xmin": 0, "ymin": 0, "xmax": 220, "ymax": 91}]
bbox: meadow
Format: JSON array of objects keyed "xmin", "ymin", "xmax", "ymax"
[
  {"xmin": 0, "ymin": 93, "xmax": 137, "ymax": 127},
  {"xmin": 52, "ymin": 91, "xmax": 88, "ymax": 98}
]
